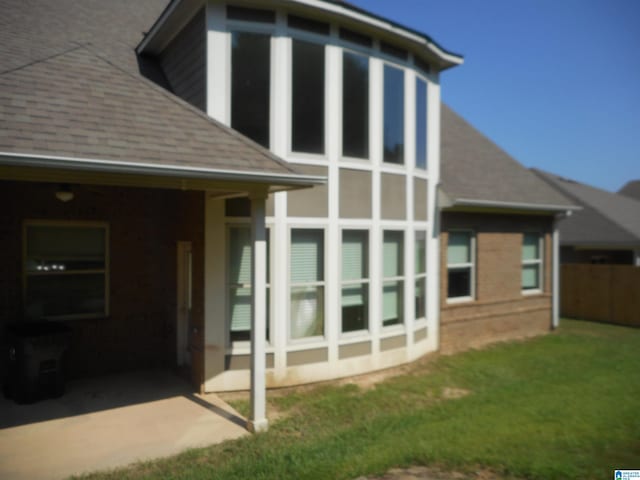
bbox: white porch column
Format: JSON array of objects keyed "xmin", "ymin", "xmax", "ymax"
[
  {"xmin": 552, "ymin": 215, "xmax": 561, "ymax": 329},
  {"xmin": 248, "ymin": 191, "xmax": 268, "ymax": 433}
]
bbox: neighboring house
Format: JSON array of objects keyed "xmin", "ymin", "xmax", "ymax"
[
  {"xmin": 533, "ymin": 170, "xmax": 640, "ymax": 266},
  {"xmin": 438, "ymin": 107, "xmax": 577, "ymax": 353},
  {"xmin": 619, "ymin": 180, "xmax": 640, "ymax": 202},
  {"xmin": 0, "ymin": 0, "xmax": 572, "ymax": 430}
]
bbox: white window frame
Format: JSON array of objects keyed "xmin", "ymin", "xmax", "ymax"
[
  {"xmin": 415, "ymin": 230, "xmax": 427, "ymax": 320},
  {"xmin": 288, "ymin": 227, "xmax": 326, "ymax": 343},
  {"xmin": 23, "ymin": 220, "xmax": 109, "ymax": 321},
  {"xmin": 340, "ymin": 228, "xmax": 370, "ymax": 337},
  {"xmin": 225, "ymin": 223, "xmax": 273, "ymax": 348},
  {"xmin": 522, "ymin": 232, "xmax": 544, "ymax": 294},
  {"xmin": 382, "ymin": 229, "xmax": 405, "ymax": 328},
  {"xmin": 446, "ymin": 229, "xmax": 475, "ymax": 304}
]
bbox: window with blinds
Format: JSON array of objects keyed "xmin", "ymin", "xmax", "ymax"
[
  {"xmin": 228, "ymin": 226, "xmax": 270, "ymax": 343},
  {"xmin": 290, "ymin": 229, "xmax": 324, "ymax": 339},
  {"xmin": 24, "ymin": 221, "xmax": 108, "ymax": 320},
  {"xmin": 522, "ymin": 233, "xmax": 543, "ymax": 291},
  {"xmin": 447, "ymin": 231, "xmax": 474, "ymax": 300},
  {"xmin": 415, "ymin": 231, "xmax": 427, "ymax": 319},
  {"xmin": 382, "ymin": 230, "xmax": 404, "ymax": 327},
  {"xmin": 341, "ymin": 230, "xmax": 369, "ymax": 333}
]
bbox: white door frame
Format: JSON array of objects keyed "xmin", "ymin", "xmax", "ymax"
[{"xmin": 177, "ymin": 241, "xmax": 193, "ymax": 366}]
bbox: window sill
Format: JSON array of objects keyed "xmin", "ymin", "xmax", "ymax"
[
  {"xmin": 380, "ymin": 324, "xmax": 406, "ymax": 338},
  {"xmin": 446, "ymin": 296, "xmax": 474, "ymax": 305},
  {"xmin": 522, "ymin": 289, "xmax": 543, "ymax": 296}
]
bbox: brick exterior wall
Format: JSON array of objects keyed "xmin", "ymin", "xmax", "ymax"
[
  {"xmin": 440, "ymin": 212, "xmax": 554, "ymax": 353},
  {"xmin": 0, "ymin": 180, "xmax": 204, "ymax": 390}
]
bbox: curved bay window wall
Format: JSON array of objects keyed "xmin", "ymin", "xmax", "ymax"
[{"xmin": 224, "ymin": 4, "xmax": 430, "ymax": 167}]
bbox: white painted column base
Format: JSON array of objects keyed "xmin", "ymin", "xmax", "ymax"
[{"xmin": 247, "ymin": 417, "xmax": 269, "ymax": 433}]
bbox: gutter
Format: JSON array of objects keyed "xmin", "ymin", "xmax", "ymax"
[
  {"xmin": 450, "ymin": 197, "xmax": 582, "ymax": 213},
  {"xmin": 0, "ymin": 152, "xmax": 327, "ymax": 187}
]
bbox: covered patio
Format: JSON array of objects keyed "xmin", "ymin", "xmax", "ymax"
[{"xmin": 0, "ymin": 369, "xmax": 247, "ymax": 480}]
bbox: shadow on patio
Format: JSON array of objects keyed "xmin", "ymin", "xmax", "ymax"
[{"xmin": 0, "ymin": 370, "xmax": 248, "ymax": 480}]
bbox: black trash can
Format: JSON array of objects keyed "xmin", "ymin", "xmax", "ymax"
[{"xmin": 3, "ymin": 321, "xmax": 71, "ymax": 404}]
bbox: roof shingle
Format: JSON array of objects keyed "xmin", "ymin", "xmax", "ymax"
[
  {"xmin": 440, "ymin": 104, "xmax": 575, "ymax": 210},
  {"xmin": 0, "ymin": 0, "xmax": 304, "ymax": 179}
]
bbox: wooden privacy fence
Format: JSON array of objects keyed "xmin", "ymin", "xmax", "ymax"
[{"xmin": 561, "ymin": 264, "xmax": 640, "ymax": 327}]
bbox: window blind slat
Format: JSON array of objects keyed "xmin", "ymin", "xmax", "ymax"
[
  {"xmin": 383, "ymin": 231, "xmax": 403, "ymax": 277},
  {"xmin": 342, "ymin": 284, "xmax": 365, "ymax": 307},
  {"xmin": 230, "ymin": 227, "xmax": 252, "ymax": 284},
  {"xmin": 383, "ymin": 281, "xmax": 401, "ymax": 321},
  {"xmin": 291, "ymin": 230, "xmax": 323, "ymax": 283},
  {"xmin": 342, "ymin": 230, "xmax": 367, "ymax": 281},
  {"xmin": 230, "ymin": 287, "xmax": 251, "ymax": 331},
  {"xmin": 415, "ymin": 231, "xmax": 426, "ymax": 274},
  {"xmin": 448, "ymin": 232, "xmax": 470, "ymax": 264},
  {"xmin": 522, "ymin": 233, "xmax": 540, "ymax": 260},
  {"xmin": 522, "ymin": 265, "xmax": 539, "ymax": 289}
]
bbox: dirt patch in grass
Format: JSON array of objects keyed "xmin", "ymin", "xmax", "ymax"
[{"xmin": 356, "ymin": 465, "xmax": 519, "ymax": 480}]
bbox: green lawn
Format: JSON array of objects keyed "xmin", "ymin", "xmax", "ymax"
[{"xmin": 76, "ymin": 319, "xmax": 640, "ymax": 480}]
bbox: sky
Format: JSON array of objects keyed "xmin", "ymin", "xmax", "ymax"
[{"xmin": 348, "ymin": 0, "xmax": 640, "ymax": 192}]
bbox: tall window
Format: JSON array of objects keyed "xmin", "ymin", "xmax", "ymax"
[
  {"xmin": 231, "ymin": 31, "xmax": 270, "ymax": 147},
  {"xmin": 24, "ymin": 222, "xmax": 108, "ymax": 319},
  {"xmin": 383, "ymin": 64, "xmax": 404, "ymax": 164},
  {"xmin": 290, "ymin": 229, "xmax": 324, "ymax": 339},
  {"xmin": 342, "ymin": 51, "xmax": 369, "ymax": 158},
  {"xmin": 292, "ymin": 39, "xmax": 325, "ymax": 154},
  {"xmin": 228, "ymin": 226, "xmax": 270, "ymax": 342},
  {"xmin": 415, "ymin": 77, "xmax": 427, "ymax": 169},
  {"xmin": 341, "ymin": 230, "xmax": 369, "ymax": 333},
  {"xmin": 382, "ymin": 231, "xmax": 404, "ymax": 327},
  {"xmin": 447, "ymin": 231, "xmax": 474, "ymax": 300},
  {"xmin": 415, "ymin": 231, "xmax": 427, "ymax": 319},
  {"xmin": 522, "ymin": 233, "xmax": 543, "ymax": 291}
]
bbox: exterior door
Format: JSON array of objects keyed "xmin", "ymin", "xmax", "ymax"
[{"xmin": 176, "ymin": 241, "xmax": 192, "ymax": 366}]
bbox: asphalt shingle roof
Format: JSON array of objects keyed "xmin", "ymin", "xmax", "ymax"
[
  {"xmin": 532, "ymin": 169, "xmax": 640, "ymax": 247},
  {"xmin": 619, "ymin": 180, "xmax": 640, "ymax": 202},
  {"xmin": 440, "ymin": 104, "xmax": 574, "ymax": 210},
  {"xmin": 0, "ymin": 0, "xmax": 302, "ymax": 178}
]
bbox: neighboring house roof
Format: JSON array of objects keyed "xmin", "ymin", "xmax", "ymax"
[
  {"xmin": 440, "ymin": 104, "xmax": 577, "ymax": 212},
  {"xmin": 0, "ymin": 0, "xmax": 322, "ymax": 187},
  {"xmin": 532, "ymin": 169, "xmax": 640, "ymax": 248},
  {"xmin": 619, "ymin": 180, "xmax": 640, "ymax": 201}
]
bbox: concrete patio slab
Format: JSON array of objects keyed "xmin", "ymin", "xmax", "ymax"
[{"xmin": 0, "ymin": 370, "xmax": 248, "ymax": 480}]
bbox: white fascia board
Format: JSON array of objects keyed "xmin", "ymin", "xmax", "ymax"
[
  {"xmin": 137, "ymin": 0, "xmax": 185, "ymax": 54},
  {"xmin": 137, "ymin": 0, "xmax": 463, "ymax": 68},
  {"xmin": 0, "ymin": 152, "xmax": 327, "ymax": 187},
  {"xmin": 451, "ymin": 197, "xmax": 581, "ymax": 213},
  {"xmin": 288, "ymin": 0, "xmax": 463, "ymax": 66}
]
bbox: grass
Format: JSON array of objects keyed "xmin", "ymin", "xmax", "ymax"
[{"xmin": 75, "ymin": 319, "xmax": 640, "ymax": 480}]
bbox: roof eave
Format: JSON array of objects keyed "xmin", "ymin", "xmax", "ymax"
[
  {"xmin": 136, "ymin": 0, "xmax": 463, "ymax": 70},
  {"xmin": 445, "ymin": 197, "xmax": 581, "ymax": 214},
  {"xmin": 0, "ymin": 152, "xmax": 326, "ymax": 189}
]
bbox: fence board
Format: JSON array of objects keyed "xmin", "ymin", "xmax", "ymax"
[{"xmin": 561, "ymin": 264, "xmax": 640, "ymax": 326}]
